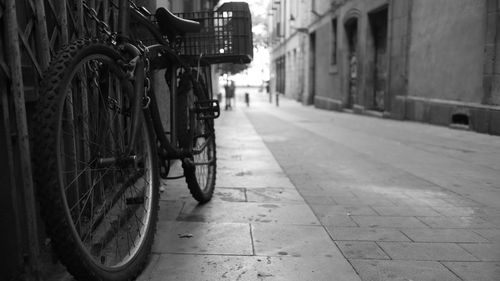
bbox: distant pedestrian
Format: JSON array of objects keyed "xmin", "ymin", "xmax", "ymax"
[
  {"xmin": 230, "ymin": 81, "xmax": 236, "ymax": 107},
  {"xmin": 265, "ymin": 80, "xmax": 271, "ymax": 103},
  {"xmin": 244, "ymin": 92, "xmax": 250, "ymax": 107},
  {"xmin": 224, "ymin": 81, "xmax": 234, "ymax": 110}
]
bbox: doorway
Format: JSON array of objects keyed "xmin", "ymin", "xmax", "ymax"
[
  {"xmin": 369, "ymin": 7, "xmax": 388, "ymax": 111},
  {"xmin": 308, "ymin": 32, "xmax": 316, "ymax": 105},
  {"xmin": 345, "ymin": 19, "xmax": 358, "ymax": 108}
]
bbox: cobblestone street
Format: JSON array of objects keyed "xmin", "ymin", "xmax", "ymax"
[{"xmin": 137, "ymin": 90, "xmax": 500, "ymax": 281}]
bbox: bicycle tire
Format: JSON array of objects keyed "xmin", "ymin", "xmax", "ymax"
[
  {"xmin": 34, "ymin": 39, "xmax": 159, "ymax": 281},
  {"xmin": 178, "ymin": 72, "xmax": 217, "ymax": 203}
]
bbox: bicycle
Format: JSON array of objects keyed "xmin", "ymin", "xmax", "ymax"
[{"xmin": 33, "ymin": 1, "xmax": 252, "ymax": 280}]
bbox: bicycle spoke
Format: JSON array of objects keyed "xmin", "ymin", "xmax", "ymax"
[{"xmin": 71, "ymin": 167, "xmax": 114, "ymax": 227}]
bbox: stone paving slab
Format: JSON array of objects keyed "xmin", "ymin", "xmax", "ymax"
[
  {"xmin": 371, "ymin": 206, "xmax": 441, "ymax": 216},
  {"xmin": 302, "ymin": 195, "xmax": 337, "ymax": 205},
  {"xmin": 137, "ymin": 254, "xmax": 160, "ymax": 281},
  {"xmin": 212, "ymin": 187, "xmax": 247, "ymax": 202},
  {"xmin": 330, "ymin": 196, "xmax": 399, "ymax": 207},
  {"xmin": 378, "ymin": 242, "xmax": 478, "ymax": 261},
  {"xmin": 417, "ymin": 216, "xmax": 498, "ymax": 229},
  {"xmin": 482, "ymin": 216, "xmax": 500, "ymax": 227},
  {"xmin": 350, "ymin": 260, "xmax": 462, "ymax": 281},
  {"xmin": 245, "ymin": 187, "xmax": 305, "ymax": 203},
  {"xmin": 401, "ymin": 228, "xmax": 490, "ymax": 243},
  {"xmin": 351, "ymin": 215, "xmax": 430, "ymax": 228},
  {"xmin": 326, "ymin": 227, "xmax": 411, "ymax": 242},
  {"xmin": 138, "ymin": 254, "xmax": 361, "ymax": 281},
  {"xmin": 218, "ymin": 159, "xmax": 285, "ymax": 174},
  {"xmin": 251, "ymin": 223, "xmax": 342, "ymax": 258},
  {"xmin": 458, "ymin": 243, "xmax": 500, "ymax": 261},
  {"xmin": 177, "ymin": 201, "xmax": 319, "ymax": 225},
  {"xmin": 158, "ymin": 200, "xmax": 185, "ymax": 221},
  {"xmin": 291, "ymin": 185, "xmax": 335, "ymax": 197},
  {"xmin": 443, "ymin": 262, "xmax": 500, "ymax": 281},
  {"xmin": 431, "ymin": 206, "xmax": 500, "ymax": 217},
  {"xmin": 311, "ymin": 205, "xmax": 379, "ymax": 216},
  {"xmin": 336, "ymin": 241, "xmax": 390, "ymax": 260},
  {"xmin": 217, "ymin": 175, "xmax": 295, "ymax": 189},
  {"xmin": 153, "ymin": 221, "xmax": 253, "ymax": 255},
  {"xmin": 317, "ymin": 214, "xmax": 359, "ymax": 227},
  {"xmin": 473, "ymin": 228, "xmax": 500, "ymax": 243},
  {"xmin": 393, "ymin": 197, "xmax": 453, "ymax": 207},
  {"xmin": 441, "ymin": 197, "xmax": 484, "ymax": 207}
]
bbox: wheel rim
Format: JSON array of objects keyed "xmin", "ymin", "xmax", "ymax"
[
  {"xmin": 193, "ymin": 119, "xmax": 215, "ymax": 191},
  {"xmin": 55, "ymin": 54, "xmax": 155, "ymax": 268}
]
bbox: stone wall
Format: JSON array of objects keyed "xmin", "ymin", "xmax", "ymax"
[{"xmin": 408, "ymin": 0, "xmax": 486, "ymax": 103}]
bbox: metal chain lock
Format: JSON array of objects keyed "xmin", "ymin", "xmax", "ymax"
[
  {"xmin": 142, "ymin": 58, "xmax": 151, "ymax": 109},
  {"xmin": 82, "ymin": 1, "xmax": 115, "ymax": 42}
]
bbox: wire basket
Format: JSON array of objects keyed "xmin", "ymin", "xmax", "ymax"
[{"xmin": 176, "ymin": 2, "xmax": 253, "ymax": 65}]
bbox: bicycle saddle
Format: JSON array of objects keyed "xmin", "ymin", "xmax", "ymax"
[{"xmin": 155, "ymin": 8, "xmax": 202, "ymax": 36}]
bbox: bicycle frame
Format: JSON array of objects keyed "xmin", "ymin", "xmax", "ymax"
[{"xmin": 116, "ymin": 2, "xmax": 214, "ymax": 163}]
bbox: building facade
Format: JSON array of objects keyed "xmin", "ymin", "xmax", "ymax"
[{"xmin": 269, "ymin": 0, "xmax": 500, "ymax": 135}]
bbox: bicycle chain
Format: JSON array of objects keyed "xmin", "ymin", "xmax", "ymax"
[
  {"xmin": 82, "ymin": 1, "xmax": 152, "ymax": 109},
  {"xmin": 82, "ymin": 1, "xmax": 115, "ymax": 43}
]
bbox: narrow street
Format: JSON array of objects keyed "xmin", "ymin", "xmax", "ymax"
[{"xmin": 138, "ymin": 89, "xmax": 500, "ymax": 281}]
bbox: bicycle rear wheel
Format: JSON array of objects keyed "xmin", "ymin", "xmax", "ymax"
[
  {"xmin": 178, "ymin": 72, "xmax": 217, "ymax": 203},
  {"xmin": 34, "ymin": 39, "xmax": 159, "ymax": 281}
]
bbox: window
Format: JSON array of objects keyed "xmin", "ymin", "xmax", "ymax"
[{"xmin": 331, "ymin": 19, "xmax": 338, "ymax": 65}]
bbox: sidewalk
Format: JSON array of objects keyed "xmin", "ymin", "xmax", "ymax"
[{"xmin": 137, "ymin": 104, "xmax": 361, "ymax": 280}]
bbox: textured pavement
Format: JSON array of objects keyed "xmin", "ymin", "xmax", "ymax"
[
  {"xmin": 138, "ymin": 90, "xmax": 500, "ymax": 281},
  {"xmin": 138, "ymin": 92, "xmax": 361, "ymax": 281}
]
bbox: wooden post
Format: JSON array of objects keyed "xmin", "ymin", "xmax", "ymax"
[
  {"xmin": 4, "ymin": 0, "xmax": 41, "ymax": 279},
  {"xmin": 0, "ymin": 54, "xmax": 25, "ymax": 281},
  {"xmin": 56, "ymin": 0, "xmax": 69, "ymax": 44},
  {"xmin": 90, "ymin": 0, "xmax": 96, "ymax": 35},
  {"xmin": 76, "ymin": 0, "xmax": 84, "ymax": 36},
  {"xmin": 33, "ymin": 0, "xmax": 50, "ymax": 69},
  {"xmin": 102, "ymin": 0, "xmax": 109, "ymax": 24}
]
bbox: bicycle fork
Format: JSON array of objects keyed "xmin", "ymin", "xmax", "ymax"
[{"xmin": 95, "ymin": 41, "xmax": 147, "ymax": 169}]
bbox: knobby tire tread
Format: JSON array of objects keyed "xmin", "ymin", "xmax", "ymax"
[{"xmin": 33, "ymin": 38, "xmax": 159, "ymax": 281}]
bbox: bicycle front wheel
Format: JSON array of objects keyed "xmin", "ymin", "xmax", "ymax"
[{"xmin": 34, "ymin": 39, "xmax": 159, "ymax": 281}]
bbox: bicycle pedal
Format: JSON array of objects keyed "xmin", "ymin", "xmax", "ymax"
[{"xmin": 194, "ymin": 99, "xmax": 220, "ymax": 120}]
